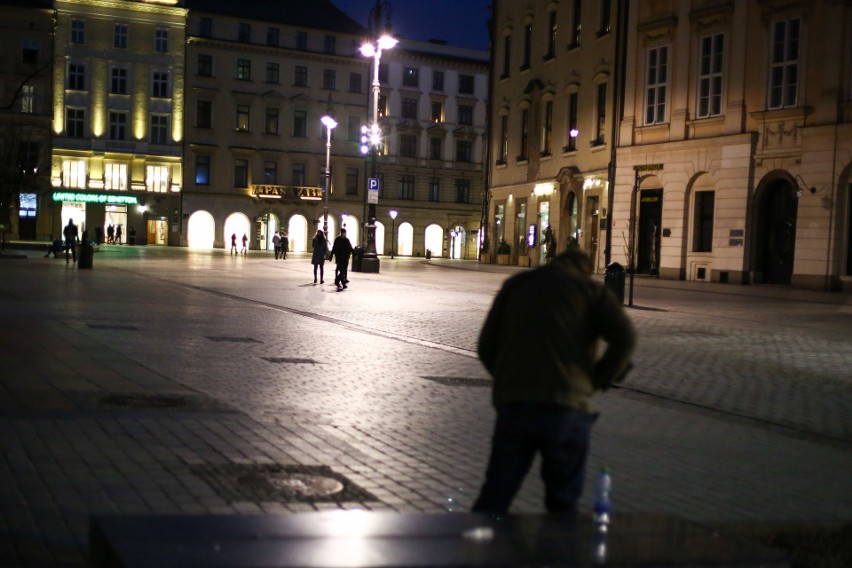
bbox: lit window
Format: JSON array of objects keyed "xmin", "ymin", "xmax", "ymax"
[
  {"xmin": 195, "ymin": 156, "xmax": 210, "ymax": 185},
  {"xmin": 237, "ymin": 59, "xmax": 251, "ymax": 81},
  {"xmin": 236, "ymin": 104, "xmax": 250, "ymax": 132},
  {"xmin": 104, "ymin": 163, "xmax": 128, "ymax": 190},
  {"xmin": 146, "ymin": 165, "xmax": 169, "ymax": 193},
  {"xmin": 20, "ymin": 85, "xmax": 35, "ymax": 113},
  {"xmin": 63, "ymin": 160, "xmax": 87, "ymax": 188}
]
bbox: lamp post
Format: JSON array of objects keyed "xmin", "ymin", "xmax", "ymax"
[
  {"xmin": 388, "ymin": 209, "xmax": 397, "ymax": 258},
  {"xmin": 359, "ymin": 1, "xmax": 397, "ymax": 273},
  {"xmin": 320, "ymin": 115, "xmax": 337, "ymax": 239}
]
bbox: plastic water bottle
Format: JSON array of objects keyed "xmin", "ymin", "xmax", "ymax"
[{"xmin": 592, "ymin": 467, "xmax": 612, "ymax": 532}]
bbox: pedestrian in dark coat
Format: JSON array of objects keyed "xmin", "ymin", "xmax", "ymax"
[
  {"xmin": 330, "ymin": 228, "xmax": 354, "ymax": 289},
  {"xmin": 281, "ymin": 233, "xmax": 289, "ymax": 260},
  {"xmin": 311, "ymin": 229, "xmax": 328, "ymax": 284}
]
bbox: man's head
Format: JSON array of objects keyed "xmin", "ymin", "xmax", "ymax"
[
  {"xmin": 340, "ymin": 228, "xmax": 346, "ymax": 236},
  {"xmin": 554, "ymin": 249, "xmax": 593, "ymax": 274}
]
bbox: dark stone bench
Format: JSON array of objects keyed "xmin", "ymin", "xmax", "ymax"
[{"xmin": 89, "ymin": 511, "xmax": 788, "ymax": 567}]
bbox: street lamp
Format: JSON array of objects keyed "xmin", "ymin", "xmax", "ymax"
[
  {"xmin": 359, "ymin": 2, "xmax": 397, "ymax": 273},
  {"xmin": 320, "ymin": 115, "xmax": 337, "ymax": 239},
  {"xmin": 388, "ymin": 209, "xmax": 398, "ymax": 258}
]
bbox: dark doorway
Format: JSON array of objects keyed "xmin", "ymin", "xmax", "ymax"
[
  {"xmin": 637, "ymin": 189, "xmax": 662, "ymax": 274},
  {"xmin": 756, "ymin": 179, "xmax": 798, "ymax": 285}
]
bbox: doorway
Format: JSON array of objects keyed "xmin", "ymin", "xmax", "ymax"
[
  {"xmin": 756, "ymin": 179, "xmax": 798, "ymax": 285},
  {"xmin": 637, "ymin": 189, "xmax": 662, "ymax": 274},
  {"xmin": 147, "ymin": 219, "xmax": 168, "ymax": 245}
]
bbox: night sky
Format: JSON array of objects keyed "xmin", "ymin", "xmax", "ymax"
[{"xmin": 336, "ymin": 0, "xmax": 492, "ymax": 51}]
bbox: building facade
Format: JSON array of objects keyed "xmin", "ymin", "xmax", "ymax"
[
  {"xmin": 0, "ymin": 0, "xmax": 54, "ymax": 241},
  {"xmin": 50, "ymin": 0, "xmax": 187, "ymax": 245},
  {"xmin": 486, "ymin": 0, "xmax": 620, "ymax": 271},
  {"xmin": 611, "ymin": 0, "xmax": 852, "ymax": 291}
]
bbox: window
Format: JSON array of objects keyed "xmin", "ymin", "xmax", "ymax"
[
  {"xmin": 519, "ymin": 108, "xmax": 529, "ymax": 160},
  {"xmin": 323, "ymin": 35, "xmax": 336, "ymax": 54},
  {"xmin": 546, "ymin": 11, "xmax": 557, "ymax": 59},
  {"xmin": 114, "ymin": 24, "xmax": 128, "ymax": 48},
  {"xmin": 265, "ymin": 108, "xmax": 279, "ymax": 134},
  {"xmin": 429, "ymin": 178, "xmax": 440, "ymax": 201},
  {"xmin": 541, "ymin": 100, "xmax": 553, "ymax": 154},
  {"xmin": 498, "ymin": 115, "xmax": 508, "ymax": 163},
  {"xmin": 195, "ymin": 156, "xmax": 210, "ymax": 185},
  {"xmin": 293, "ymin": 110, "xmax": 307, "ymax": 137},
  {"xmin": 18, "ymin": 193, "xmax": 36, "ymax": 217},
  {"xmin": 566, "ymin": 92, "xmax": 578, "ymax": 151},
  {"xmin": 400, "ymin": 174, "xmax": 415, "ymax": 199},
  {"xmin": 458, "ymin": 104, "xmax": 473, "ymax": 126},
  {"xmin": 234, "ymin": 159, "xmax": 248, "ymax": 187},
  {"xmin": 263, "ymin": 161, "xmax": 277, "ymax": 184},
  {"xmin": 769, "ymin": 18, "xmax": 799, "ymax": 109},
  {"xmin": 431, "ymin": 71, "xmax": 444, "ymax": 92},
  {"xmin": 236, "ymin": 104, "xmax": 250, "ymax": 132},
  {"xmin": 456, "ymin": 140, "xmax": 472, "ymax": 162},
  {"xmin": 693, "ymin": 191, "xmax": 715, "ymax": 252},
  {"xmin": 294, "ymin": 65, "xmax": 308, "ymax": 86},
  {"xmin": 292, "ymin": 162, "xmax": 305, "ymax": 186},
  {"xmin": 71, "ymin": 20, "xmax": 85, "ymax": 44},
  {"xmin": 431, "ymin": 101, "xmax": 444, "ymax": 123},
  {"xmin": 459, "ymin": 74, "xmax": 474, "ymax": 94},
  {"xmin": 378, "ymin": 95, "xmax": 388, "ymax": 117},
  {"xmin": 322, "ymin": 69, "xmax": 336, "ymax": 90},
  {"xmin": 154, "ymin": 29, "xmax": 168, "ymax": 53},
  {"xmin": 346, "ymin": 168, "xmax": 358, "ymax": 195},
  {"xmin": 109, "ymin": 112, "xmax": 127, "ymax": 140},
  {"xmin": 349, "ymin": 72, "xmax": 362, "ymax": 93},
  {"xmin": 67, "ymin": 63, "xmax": 86, "ymax": 90},
  {"xmin": 104, "ymin": 163, "xmax": 127, "ymax": 190},
  {"xmin": 400, "ymin": 134, "xmax": 417, "ymax": 157},
  {"xmin": 501, "ymin": 35, "xmax": 511, "ymax": 78},
  {"xmin": 645, "ymin": 45, "xmax": 668, "ymax": 124},
  {"xmin": 22, "ymin": 39, "xmax": 39, "ymax": 64},
  {"xmin": 570, "ymin": 0, "xmax": 582, "ymax": 48},
  {"xmin": 267, "ymin": 27, "xmax": 280, "ymax": 46},
  {"xmin": 152, "ymin": 71, "xmax": 169, "ymax": 98},
  {"xmin": 522, "ymin": 23, "xmax": 532, "ymax": 68},
  {"xmin": 599, "ymin": 0, "xmax": 612, "ymax": 35},
  {"xmin": 238, "ymin": 23, "xmax": 251, "ymax": 43},
  {"xmin": 296, "ymin": 31, "xmax": 307, "ymax": 50},
  {"xmin": 66, "ymin": 108, "xmax": 84, "ymax": 138},
  {"xmin": 147, "ymin": 165, "xmax": 169, "ymax": 193},
  {"xmin": 401, "ymin": 97, "xmax": 418, "ymax": 119},
  {"xmin": 197, "ymin": 54, "xmax": 213, "ymax": 77},
  {"xmin": 266, "ymin": 62, "xmax": 279, "ymax": 84},
  {"xmin": 594, "ymin": 83, "xmax": 607, "ymax": 145},
  {"xmin": 698, "ymin": 33, "xmax": 724, "ymax": 118},
  {"xmin": 63, "ymin": 159, "xmax": 86, "ymax": 188},
  {"xmin": 17, "ymin": 142, "xmax": 39, "ymax": 175},
  {"xmin": 430, "ymin": 137, "xmax": 443, "ymax": 160},
  {"xmin": 150, "ymin": 115, "xmax": 168, "ymax": 144},
  {"xmin": 379, "ymin": 63, "xmax": 389, "ymax": 83},
  {"xmin": 403, "ymin": 67, "xmax": 419, "ymax": 87},
  {"xmin": 145, "ymin": 165, "xmax": 169, "ymax": 193},
  {"xmin": 111, "ymin": 67, "xmax": 128, "ymax": 94},
  {"xmin": 237, "ymin": 59, "xmax": 251, "ymax": 80},
  {"xmin": 456, "ymin": 179, "xmax": 471, "ymax": 203},
  {"xmin": 20, "ymin": 85, "xmax": 35, "ymax": 113},
  {"xmin": 199, "ymin": 17, "xmax": 212, "ymax": 38},
  {"xmin": 196, "ymin": 100, "xmax": 212, "ymax": 128}
]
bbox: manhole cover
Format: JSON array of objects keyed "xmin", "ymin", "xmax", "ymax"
[
  {"xmin": 191, "ymin": 464, "xmax": 376, "ymax": 504},
  {"xmin": 100, "ymin": 394, "xmax": 189, "ymax": 409},
  {"xmin": 243, "ymin": 472, "xmax": 344, "ymax": 498}
]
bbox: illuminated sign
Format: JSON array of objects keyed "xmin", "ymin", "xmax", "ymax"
[
  {"xmin": 252, "ymin": 185, "xmax": 323, "ymax": 201},
  {"xmin": 52, "ymin": 192, "xmax": 138, "ymax": 205}
]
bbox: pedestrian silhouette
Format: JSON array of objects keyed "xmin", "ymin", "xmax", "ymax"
[
  {"xmin": 330, "ymin": 228, "xmax": 354, "ymax": 289},
  {"xmin": 472, "ymin": 249, "xmax": 635, "ymax": 515},
  {"xmin": 241, "ymin": 233, "xmax": 248, "ymax": 255},
  {"xmin": 311, "ymin": 229, "xmax": 328, "ymax": 284},
  {"xmin": 230, "ymin": 233, "xmax": 237, "ymax": 255}
]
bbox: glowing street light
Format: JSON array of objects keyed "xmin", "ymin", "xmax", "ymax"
[
  {"xmin": 388, "ymin": 209, "xmax": 398, "ymax": 259},
  {"xmin": 320, "ymin": 115, "xmax": 337, "ymax": 238}
]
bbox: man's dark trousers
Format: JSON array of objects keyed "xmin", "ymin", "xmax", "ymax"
[{"xmin": 472, "ymin": 403, "xmax": 596, "ymax": 515}]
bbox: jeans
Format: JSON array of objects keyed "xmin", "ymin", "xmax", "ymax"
[{"xmin": 472, "ymin": 403, "xmax": 597, "ymax": 515}]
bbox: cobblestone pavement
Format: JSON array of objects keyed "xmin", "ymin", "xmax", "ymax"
[{"xmin": 1, "ymin": 246, "xmax": 851, "ymax": 566}]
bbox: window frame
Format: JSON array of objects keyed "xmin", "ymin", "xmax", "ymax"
[
  {"xmin": 692, "ymin": 190, "xmax": 715, "ymax": 253},
  {"xmin": 768, "ymin": 17, "xmax": 800, "ymax": 109},
  {"xmin": 697, "ymin": 32, "xmax": 724, "ymax": 118},
  {"xmin": 399, "ymin": 174, "xmax": 415, "ymax": 200},
  {"xmin": 645, "ymin": 45, "xmax": 669, "ymax": 125},
  {"xmin": 195, "ymin": 155, "xmax": 210, "ymax": 185},
  {"xmin": 114, "ymin": 24, "xmax": 128, "ymax": 49},
  {"xmin": 150, "ymin": 114, "xmax": 169, "ymax": 145},
  {"xmin": 155, "ymin": 29, "xmax": 168, "ymax": 53}
]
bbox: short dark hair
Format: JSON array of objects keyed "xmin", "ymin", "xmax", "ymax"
[{"xmin": 555, "ymin": 249, "xmax": 593, "ymax": 274}]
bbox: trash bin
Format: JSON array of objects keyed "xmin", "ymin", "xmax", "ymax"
[
  {"xmin": 78, "ymin": 240, "xmax": 94, "ymax": 269},
  {"xmin": 351, "ymin": 245, "xmax": 364, "ymax": 272},
  {"xmin": 604, "ymin": 262, "xmax": 625, "ymax": 304}
]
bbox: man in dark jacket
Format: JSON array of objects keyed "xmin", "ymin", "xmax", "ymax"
[
  {"xmin": 330, "ymin": 228, "xmax": 354, "ymax": 289},
  {"xmin": 472, "ymin": 249, "xmax": 636, "ymax": 515}
]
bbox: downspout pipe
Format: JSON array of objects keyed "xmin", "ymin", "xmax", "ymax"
[{"xmin": 605, "ymin": 0, "xmax": 628, "ymax": 267}]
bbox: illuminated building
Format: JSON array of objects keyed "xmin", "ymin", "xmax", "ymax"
[{"xmin": 50, "ymin": 0, "xmax": 186, "ymax": 245}]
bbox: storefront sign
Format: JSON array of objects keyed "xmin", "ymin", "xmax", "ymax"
[
  {"xmin": 252, "ymin": 185, "xmax": 322, "ymax": 201},
  {"xmin": 52, "ymin": 192, "xmax": 138, "ymax": 205}
]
